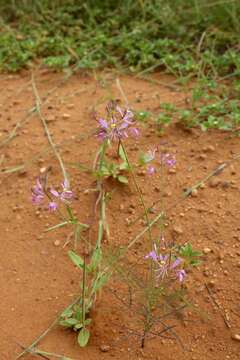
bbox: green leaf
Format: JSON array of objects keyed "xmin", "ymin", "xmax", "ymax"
[
  {"xmin": 78, "ymin": 328, "xmax": 90, "ymax": 347},
  {"xmin": 119, "ymin": 161, "xmax": 129, "ymax": 171},
  {"xmin": 88, "ymin": 247, "xmax": 102, "ymax": 272},
  {"xmin": 59, "ymin": 318, "xmax": 79, "ymax": 327},
  {"xmin": 74, "ymin": 323, "xmax": 84, "ymax": 330},
  {"xmin": 75, "ymin": 307, "xmax": 83, "ymax": 321},
  {"xmin": 84, "ymin": 318, "xmax": 92, "ymax": 326},
  {"xmin": 117, "ymin": 175, "xmax": 128, "ymax": 184},
  {"xmin": 61, "ymin": 304, "xmax": 73, "ymax": 318},
  {"xmin": 68, "ymin": 250, "xmax": 84, "ymax": 269}
]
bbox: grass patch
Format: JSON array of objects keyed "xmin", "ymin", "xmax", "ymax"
[
  {"xmin": 0, "ymin": 0, "xmax": 240, "ymax": 77},
  {"xmin": 0, "ymin": 0, "xmax": 240, "ymax": 132}
]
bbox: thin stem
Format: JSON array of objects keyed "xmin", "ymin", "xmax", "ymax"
[
  {"xmin": 119, "ymin": 140, "xmax": 155, "ymax": 284},
  {"xmin": 31, "ymin": 72, "xmax": 68, "ymax": 183},
  {"xmin": 82, "ymin": 257, "xmax": 86, "ymax": 326},
  {"xmin": 119, "ymin": 140, "xmax": 152, "ymax": 243}
]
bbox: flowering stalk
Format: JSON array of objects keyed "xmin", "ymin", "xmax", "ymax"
[{"xmin": 118, "ymin": 140, "xmax": 155, "ymax": 284}]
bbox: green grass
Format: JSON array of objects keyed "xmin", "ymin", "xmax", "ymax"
[
  {"xmin": 0, "ymin": 0, "xmax": 240, "ymax": 76},
  {"xmin": 0, "ymin": 0, "xmax": 240, "ymax": 132}
]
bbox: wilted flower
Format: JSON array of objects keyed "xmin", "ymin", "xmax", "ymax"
[{"xmin": 97, "ymin": 102, "xmax": 139, "ymax": 141}]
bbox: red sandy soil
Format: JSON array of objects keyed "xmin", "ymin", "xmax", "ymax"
[{"xmin": 0, "ymin": 70, "xmax": 240, "ymax": 360}]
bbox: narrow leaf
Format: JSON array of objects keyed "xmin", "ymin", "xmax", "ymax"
[{"xmin": 68, "ymin": 250, "xmax": 84, "ymax": 269}]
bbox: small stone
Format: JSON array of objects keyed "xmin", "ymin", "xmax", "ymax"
[
  {"xmin": 125, "ymin": 218, "xmax": 131, "ymax": 225},
  {"xmin": 203, "ymin": 247, "xmax": 212, "ymax": 254},
  {"xmin": 173, "ymin": 225, "xmax": 183, "ymax": 235},
  {"xmin": 191, "ymin": 189, "xmax": 198, "ymax": 197},
  {"xmin": 100, "ymin": 344, "xmax": 110, "ymax": 352},
  {"xmin": 199, "ymin": 154, "xmax": 207, "ymax": 160},
  {"xmin": 40, "ymin": 167, "xmax": 47, "ymax": 174},
  {"xmin": 128, "ymin": 208, "xmax": 135, "ymax": 214},
  {"xmin": 119, "ymin": 204, "xmax": 124, "ymax": 211},
  {"xmin": 203, "ymin": 145, "xmax": 215, "ymax": 152},
  {"xmin": 46, "ymin": 115, "xmax": 56, "ymax": 122},
  {"xmin": 54, "ymin": 240, "xmax": 60, "ymax": 247},
  {"xmin": 168, "ymin": 168, "xmax": 176, "ymax": 174},
  {"xmin": 62, "ymin": 113, "xmax": 70, "ymax": 119},
  {"xmin": 232, "ymin": 334, "xmax": 240, "ymax": 341},
  {"xmin": 209, "ymin": 178, "xmax": 220, "ymax": 188}
]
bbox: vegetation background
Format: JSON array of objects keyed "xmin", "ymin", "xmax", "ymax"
[{"xmin": 0, "ymin": 0, "xmax": 239, "ymax": 78}]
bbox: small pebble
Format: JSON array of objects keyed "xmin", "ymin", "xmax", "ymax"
[
  {"xmin": 100, "ymin": 344, "xmax": 110, "ymax": 352},
  {"xmin": 209, "ymin": 178, "xmax": 220, "ymax": 188},
  {"xmin": 203, "ymin": 247, "xmax": 212, "ymax": 254},
  {"xmin": 46, "ymin": 115, "xmax": 56, "ymax": 122},
  {"xmin": 191, "ymin": 189, "xmax": 198, "ymax": 197},
  {"xmin": 199, "ymin": 154, "xmax": 207, "ymax": 160},
  {"xmin": 173, "ymin": 225, "xmax": 183, "ymax": 235},
  {"xmin": 232, "ymin": 334, "xmax": 240, "ymax": 341},
  {"xmin": 62, "ymin": 113, "xmax": 70, "ymax": 119},
  {"xmin": 54, "ymin": 240, "xmax": 60, "ymax": 247},
  {"xmin": 203, "ymin": 145, "xmax": 215, "ymax": 152}
]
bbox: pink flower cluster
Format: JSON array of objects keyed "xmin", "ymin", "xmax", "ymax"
[
  {"xmin": 145, "ymin": 247, "xmax": 186, "ymax": 283},
  {"xmin": 97, "ymin": 103, "xmax": 139, "ymax": 141},
  {"xmin": 32, "ymin": 178, "xmax": 73, "ymax": 212}
]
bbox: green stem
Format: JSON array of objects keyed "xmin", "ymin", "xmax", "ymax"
[
  {"xmin": 119, "ymin": 140, "xmax": 152, "ymax": 242},
  {"xmin": 82, "ymin": 257, "xmax": 86, "ymax": 326},
  {"xmin": 119, "ymin": 140, "xmax": 154, "ymax": 283}
]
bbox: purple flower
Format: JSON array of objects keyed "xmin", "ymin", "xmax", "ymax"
[
  {"xmin": 129, "ymin": 127, "xmax": 140, "ymax": 137},
  {"xmin": 156, "ymin": 254, "xmax": 170, "ymax": 279},
  {"xmin": 161, "ymin": 153, "xmax": 176, "ymax": 167},
  {"xmin": 32, "ymin": 177, "xmax": 73, "ymax": 213},
  {"xmin": 48, "ymin": 201, "xmax": 58, "ymax": 212},
  {"xmin": 171, "ymin": 257, "xmax": 182, "ymax": 269},
  {"xmin": 145, "ymin": 250, "xmax": 158, "ymax": 262},
  {"xmin": 32, "ymin": 178, "xmax": 44, "ymax": 204},
  {"xmin": 176, "ymin": 269, "xmax": 186, "ymax": 282},
  {"xmin": 97, "ymin": 104, "xmax": 139, "ymax": 142},
  {"xmin": 147, "ymin": 165, "xmax": 155, "ymax": 175},
  {"xmin": 50, "ymin": 179, "xmax": 73, "ymax": 204}
]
